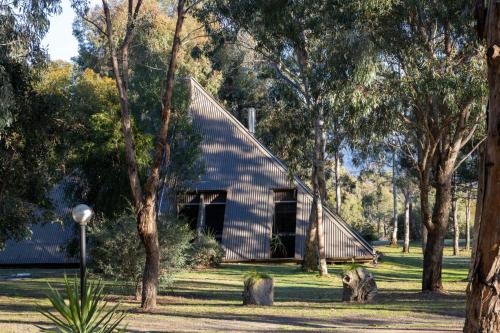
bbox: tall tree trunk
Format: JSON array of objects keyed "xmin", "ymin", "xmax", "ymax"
[
  {"xmin": 334, "ymin": 150, "xmax": 341, "ymax": 215},
  {"xmin": 139, "ymin": 1, "xmax": 185, "ymax": 309},
  {"xmin": 100, "ymin": 0, "xmax": 186, "ymax": 310},
  {"xmin": 464, "ymin": 1, "xmax": 500, "ymax": 329},
  {"xmin": 451, "ymin": 180, "xmax": 459, "ymax": 256},
  {"xmin": 422, "ymin": 224, "xmax": 445, "ymax": 292},
  {"xmin": 138, "ymin": 203, "xmax": 159, "ymax": 309},
  {"xmin": 465, "ymin": 188, "xmax": 471, "ymax": 252},
  {"xmin": 419, "ymin": 171, "xmax": 431, "ymax": 252},
  {"xmin": 298, "ymin": 35, "xmax": 327, "ymax": 276},
  {"xmin": 315, "ymin": 107, "xmax": 328, "ymax": 276},
  {"xmin": 391, "ymin": 151, "xmax": 398, "ymax": 247},
  {"xmin": 303, "ymin": 185, "xmax": 318, "ymax": 272},
  {"xmin": 302, "ymin": 149, "xmax": 319, "ymax": 272},
  {"xmin": 422, "ymin": 162, "xmax": 454, "ymax": 292},
  {"xmin": 403, "ymin": 190, "xmax": 411, "ymax": 253}
]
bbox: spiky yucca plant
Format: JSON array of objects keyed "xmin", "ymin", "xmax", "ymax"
[{"xmin": 38, "ymin": 276, "xmax": 126, "ymax": 333}]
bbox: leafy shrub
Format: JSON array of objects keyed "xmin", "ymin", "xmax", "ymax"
[
  {"xmin": 38, "ymin": 276, "xmax": 126, "ymax": 333},
  {"xmin": 186, "ymin": 232, "xmax": 225, "ymax": 268},
  {"xmin": 270, "ymin": 235, "xmax": 287, "ymax": 257},
  {"xmin": 90, "ymin": 213, "xmax": 193, "ymax": 297}
]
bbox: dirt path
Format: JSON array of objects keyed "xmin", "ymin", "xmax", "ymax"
[
  {"xmin": 0, "ymin": 310, "xmax": 464, "ymax": 333},
  {"xmin": 121, "ymin": 311, "xmax": 463, "ymax": 333}
]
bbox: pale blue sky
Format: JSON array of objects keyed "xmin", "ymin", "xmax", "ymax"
[{"xmin": 43, "ymin": 0, "xmax": 99, "ymax": 61}]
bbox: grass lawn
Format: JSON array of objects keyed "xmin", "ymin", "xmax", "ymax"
[{"xmin": 0, "ymin": 244, "xmax": 470, "ymax": 332}]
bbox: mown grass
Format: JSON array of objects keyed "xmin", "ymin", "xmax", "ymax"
[{"xmin": 0, "ymin": 243, "xmax": 470, "ymax": 332}]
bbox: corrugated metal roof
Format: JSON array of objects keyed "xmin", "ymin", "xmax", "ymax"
[{"xmin": 0, "ymin": 181, "xmax": 77, "ymax": 265}]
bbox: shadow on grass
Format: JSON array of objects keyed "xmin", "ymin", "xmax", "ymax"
[
  {"xmin": 126, "ymin": 309, "xmax": 461, "ymax": 332},
  {"xmin": 0, "ymin": 256, "xmax": 467, "ymax": 322}
]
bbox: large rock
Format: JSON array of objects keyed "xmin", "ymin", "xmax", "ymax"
[
  {"xmin": 342, "ymin": 266, "xmax": 377, "ymax": 303},
  {"xmin": 242, "ymin": 277, "xmax": 274, "ymax": 306}
]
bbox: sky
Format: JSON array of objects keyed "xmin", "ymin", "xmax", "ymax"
[{"xmin": 43, "ymin": 0, "xmax": 99, "ymax": 62}]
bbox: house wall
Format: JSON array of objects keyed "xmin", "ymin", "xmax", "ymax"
[{"xmin": 187, "ymin": 79, "xmax": 374, "ymax": 261}]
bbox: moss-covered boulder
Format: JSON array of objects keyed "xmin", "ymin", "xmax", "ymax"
[
  {"xmin": 242, "ymin": 271, "xmax": 274, "ymax": 306},
  {"xmin": 342, "ymin": 266, "xmax": 377, "ymax": 303}
]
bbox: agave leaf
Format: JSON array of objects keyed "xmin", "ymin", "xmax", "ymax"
[
  {"xmin": 40, "ymin": 276, "xmax": 126, "ymax": 333},
  {"xmin": 39, "ymin": 309, "xmax": 72, "ymax": 330},
  {"xmin": 85, "ymin": 286, "xmax": 105, "ymax": 328},
  {"xmin": 87, "ymin": 301, "xmax": 112, "ymax": 331},
  {"xmin": 47, "ymin": 283, "xmax": 72, "ymax": 321},
  {"xmin": 64, "ymin": 276, "xmax": 82, "ymax": 331}
]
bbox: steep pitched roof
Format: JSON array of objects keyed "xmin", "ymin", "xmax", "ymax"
[{"xmin": 189, "ymin": 78, "xmax": 374, "ymax": 256}]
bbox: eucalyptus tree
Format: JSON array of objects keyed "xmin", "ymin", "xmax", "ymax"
[
  {"xmin": 464, "ymin": 0, "xmax": 500, "ymax": 329},
  {"xmin": 374, "ymin": 0, "xmax": 486, "ymax": 292},
  {"xmin": 0, "ymin": 0, "xmax": 65, "ymax": 248},
  {"xmin": 198, "ymin": 0, "xmax": 380, "ymax": 275},
  {"xmin": 71, "ymin": 0, "xmax": 208, "ymax": 310}
]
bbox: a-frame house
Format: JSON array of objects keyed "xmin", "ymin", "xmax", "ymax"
[{"xmin": 172, "ymin": 78, "xmax": 375, "ymax": 262}]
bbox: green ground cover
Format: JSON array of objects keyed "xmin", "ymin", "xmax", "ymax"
[{"xmin": 0, "ymin": 244, "xmax": 470, "ymax": 332}]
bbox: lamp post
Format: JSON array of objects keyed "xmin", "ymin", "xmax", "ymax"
[{"xmin": 72, "ymin": 204, "xmax": 93, "ymax": 306}]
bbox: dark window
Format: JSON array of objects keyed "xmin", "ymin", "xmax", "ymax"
[
  {"xmin": 204, "ymin": 191, "xmax": 226, "ymax": 243},
  {"xmin": 205, "ymin": 204, "xmax": 226, "ymax": 242},
  {"xmin": 178, "ymin": 193, "xmax": 200, "ymax": 231},
  {"xmin": 177, "ymin": 191, "xmax": 226, "ymax": 243},
  {"xmin": 271, "ymin": 189, "xmax": 297, "ymax": 258},
  {"xmin": 274, "ymin": 203, "xmax": 297, "ymax": 233},
  {"xmin": 179, "ymin": 205, "xmax": 199, "ymax": 231}
]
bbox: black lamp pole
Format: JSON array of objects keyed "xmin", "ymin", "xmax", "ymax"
[
  {"xmin": 72, "ymin": 204, "xmax": 92, "ymax": 308},
  {"xmin": 79, "ymin": 223, "xmax": 86, "ymax": 306}
]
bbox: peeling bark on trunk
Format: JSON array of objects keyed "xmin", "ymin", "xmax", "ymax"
[
  {"xmin": 403, "ymin": 191, "xmax": 411, "ymax": 253},
  {"xmin": 464, "ymin": 1, "xmax": 500, "ymax": 329}
]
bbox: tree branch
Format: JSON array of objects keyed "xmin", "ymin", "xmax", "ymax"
[
  {"xmin": 82, "ymin": 15, "xmax": 107, "ymax": 37},
  {"xmin": 453, "ymin": 136, "xmax": 486, "ymax": 173}
]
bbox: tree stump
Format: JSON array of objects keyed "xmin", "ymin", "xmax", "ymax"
[
  {"xmin": 342, "ymin": 266, "xmax": 377, "ymax": 303},
  {"xmin": 242, "ymin": 277, "xmax": 274, "ymax": 306}
]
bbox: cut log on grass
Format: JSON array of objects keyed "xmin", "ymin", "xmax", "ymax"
[
  {"xmin": 342, "ymin": 266, "xmax": 377, "ymax": 303},
  {"xmin": 242, "ymin": 272, "xmax": 274, "ymax": 306}
]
